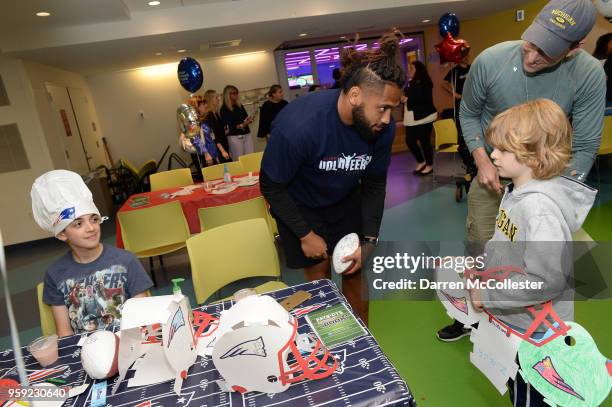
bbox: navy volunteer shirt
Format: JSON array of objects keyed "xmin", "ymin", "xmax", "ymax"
[{"xmin": 261, "ymin": 89, "xmax": 395, "ymax": 208}]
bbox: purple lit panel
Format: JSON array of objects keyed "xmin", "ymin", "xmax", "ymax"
[
  {"xmin": 371, "ymin": 38, "xmax": 414, "ymax": 49},
  {"xmin": 314, "ymin": 47, "xmax": 341, "ymax": 86},
  {"xmin": 285, "ymin": 52, "xmax": 313, "ymax": 89},
  {"xmin": 343, "ymin": 43, "xmax": 367, "ymax": 52}
]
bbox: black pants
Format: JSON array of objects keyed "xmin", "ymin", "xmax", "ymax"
[
  {"xmin": 405, "ymin": 123, "xmax": 433, "ymax": 165},
  {"xmin": 274, "ymin": 188, "xmax": 361, "ymax": 269},
  {"xmin": 507, "ymin": 371, "xmax": 547, "ymax": 407}
]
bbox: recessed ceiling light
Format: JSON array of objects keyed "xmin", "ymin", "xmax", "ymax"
[
  {"xmin": 36, "ymin": 11, "xmax": 50, "ymax": 17},
  {"xmin": 148, "ymin": 1, "xmax": 161, "ymax": 5},
  {"xmin": 421, "ymin": 19, "xmax": 431, "ymax": 23},
  {"xmin": 177, "ymin": 49, "xmax": 187, "ymax": 53},
  {"xmin": 155, "ymin": 52, "xmax": 163, "ymax": 56},
  {"xmin": 340, "ymin": 36, "xmax": 347, "ymax": 40},
  {"xmin": 299, "ymin": 33, "xmax": 308, "ymax": 37}
]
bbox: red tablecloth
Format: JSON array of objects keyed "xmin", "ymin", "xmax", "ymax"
[{"xmin": 116, "ymin": 175, "xmax": 261, "ymax": 248}]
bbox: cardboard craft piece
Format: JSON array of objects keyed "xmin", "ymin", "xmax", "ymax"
[
  {"xmin": 469, "ymin": 313, "xmax": 521, "ymax": 395},
  {"xmin": 434, "ymin": 262, "xmax": 481, "ymax": 326},
  {"xmin": 279, "ymin": 290, "xmax": 312, "ymax": 312},
  {"xmin": 332, "ymin": 233, "xmax": 359, "ymax": 274},
  {"xmin": 518, "ymin": 321, "xmax": 611, "ymax": 407},
  {"xmin": 112, "ymin": 295, "xmax": 197, "ymax": 396}
]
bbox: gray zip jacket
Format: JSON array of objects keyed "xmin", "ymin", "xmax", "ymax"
[{"xmin": 479, "ymin": 176, "xmax": 597, "ymax": 332}]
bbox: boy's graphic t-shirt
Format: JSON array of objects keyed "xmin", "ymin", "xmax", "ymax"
[{"xmin": 43, "ymin": 244, "xmax": 153, "ymax": 334}]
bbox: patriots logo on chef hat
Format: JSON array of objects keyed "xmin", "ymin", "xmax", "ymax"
[{"xmin": 53, "ymin": 207, "xmax": 76, "ymax": 227}]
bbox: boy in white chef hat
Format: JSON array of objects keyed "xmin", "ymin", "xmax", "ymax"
[{"xmin": 31, "ymin": 170, "xmax": 152, "ymax": 336}]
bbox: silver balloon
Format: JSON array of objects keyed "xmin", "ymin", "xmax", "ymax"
[
  {"xmin": 176, "ymin": 103, "xmax": 200, "ymax": 138},
  {"xmin": 595, "ymin": 0, "xmax": 612, "ymax": 21}
]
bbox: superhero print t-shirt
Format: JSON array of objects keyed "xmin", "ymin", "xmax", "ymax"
[{"xmin": 43, "ymin": 244, "xmax": 153, "ymax": 334}]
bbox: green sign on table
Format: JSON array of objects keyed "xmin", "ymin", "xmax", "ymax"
[{"xmin": 305, "ymin": 303, "xmax": 367, "ymax": 349}]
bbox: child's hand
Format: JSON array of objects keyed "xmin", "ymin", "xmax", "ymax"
[
  {"xmin": 204, "ymin": 153, "xmax": 213, "ymax": 165},
  {"xmin": 222, "ymin": 151, "xmax": 230, "ymax": 160},
  {"xmin": 468, "ymin": 287, "xmax": 484, "ymax": 312}
]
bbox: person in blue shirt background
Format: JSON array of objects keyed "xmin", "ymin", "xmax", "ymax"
[{"xmin": 260, "ymin": 33, "xmax": 405, "ymax": 325}]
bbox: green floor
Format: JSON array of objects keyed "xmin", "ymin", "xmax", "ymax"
[{"xmin": 369, "ymin": 185, "xmax": 612, "ymax": 406}]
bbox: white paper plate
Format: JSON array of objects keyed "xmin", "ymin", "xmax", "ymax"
[
  {"xmin": 210, "ymin": 183, "xmax": 238, "ymax": 194},
  {"xmin": 332, "ymin": 233, "xmax": 360, "ymax": 274},
  {"xmin": 235, "ymin": 176, "xmax": 259, "ymax": 187}
]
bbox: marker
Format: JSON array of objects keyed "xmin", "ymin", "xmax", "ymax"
[{"xmin": 46, "ymin": 378, "xmax": 67, "ymax": 384}]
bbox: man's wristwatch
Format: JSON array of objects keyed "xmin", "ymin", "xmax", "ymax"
[{"xmin": 361, "ymin": 236, "xmax": 378, "ymax": 246}]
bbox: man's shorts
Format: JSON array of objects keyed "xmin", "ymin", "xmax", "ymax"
[{"xmin": 274, "ymin": 188, "xmax": 362, "ymax": 269}]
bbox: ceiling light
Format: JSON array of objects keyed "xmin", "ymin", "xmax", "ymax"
[
  {"xmin": 148, "ymin": 1, "xmax": 161, "ymax": 5},
  {"xmin": 340, "ymin": 36, "xmax": 346, "ymax": 40},
  {"xmin": 155, "ymin": 52, "xmax": 163, "ymax": 56},
  {"xmin": 177, "ymin": 49, "xmax": 187, "ymax": 53},
  {"xmin": 36, "ymin": 11, "xmax": 50, "ymax": 17},
  {"xmin": 299, "ymin": 33, "xmax": 308, "ymax": 37},
  {"xmin": 421, "ymin": 19, "xmax": 431, "ymax": 23}
]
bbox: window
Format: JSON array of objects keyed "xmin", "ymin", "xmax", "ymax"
[{"xmin": 0, "ymin": 124, "xmax": 30, "ymax": 173}]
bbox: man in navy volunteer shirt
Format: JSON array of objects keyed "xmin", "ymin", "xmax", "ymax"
[{"xmin": 260, "ymin": 34, "xmax": 405, "ymax": 324}]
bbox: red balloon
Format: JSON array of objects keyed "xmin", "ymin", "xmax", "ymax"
[{"xmin": 435, "ymin": 32, "xmax": 470, "ymax": 64}]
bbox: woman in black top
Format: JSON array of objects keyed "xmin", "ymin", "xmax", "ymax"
[
  {"xmin": 403, "ymin": 61, "xmax": 437, "ymax": 175},
  {"xmin": 257, "ymin": 85, "xmax": 288, "ymax": 140},
  {"xmin": 220, "ymin": 85, "xmax": 254, "ymax": 160},
  {"xmin": 203, "ymin": 89, "xmax": 231, "ymax": 162}
]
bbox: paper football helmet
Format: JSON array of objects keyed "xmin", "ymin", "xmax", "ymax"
[{"xmin": 211, "ymin": 295, "xmax": 337, "ymax": 394}]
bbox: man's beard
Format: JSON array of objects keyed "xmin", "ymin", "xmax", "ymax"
[{"xmin": 352, "ymin": 104, "xmax": 386, "ymax": 143}]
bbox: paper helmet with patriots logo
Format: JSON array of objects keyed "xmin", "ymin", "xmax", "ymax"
[
  {"xmin": 31, "ymin": 170, "xmax": 100, "ymax": 236},
  {"xmin": 211, "ymin": 295, "xmax": 337, "ymax": 394}
]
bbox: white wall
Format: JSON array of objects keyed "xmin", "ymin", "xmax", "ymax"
[
  {"xmin": 0, "ymin": 57, "xmax": 55, "ymax": 245},
  {"xmin": 87, "ymin": 51, "xmax": 278, "ymax": 168},
  {"xmin": 22, "ymin": 60, "xmax": 107, "ymax": 171}
]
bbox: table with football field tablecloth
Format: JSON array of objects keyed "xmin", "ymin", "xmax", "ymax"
[{"xmin": 0, "ymin": 279, "xmax": 416, "ymax": 407}]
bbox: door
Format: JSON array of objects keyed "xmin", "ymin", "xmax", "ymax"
[
  {"xmin": 67, "ymin": 87, "xmax": 106, "ymax": 169},
  {"xmin": 45, "ymin": 83, "xmax": 89, "ymax": 174}
]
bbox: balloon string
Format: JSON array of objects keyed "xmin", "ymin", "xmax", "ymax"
[{"xmin": 452, "ymin": 67, "xmax": 457, "ymax": 121}]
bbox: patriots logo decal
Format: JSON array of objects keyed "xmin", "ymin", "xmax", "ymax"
[
  {"xmin": 167, "ymin": 307, "xmax": 186, "ymax": 347},
  {"xmin": 533, "ymin": 356, "xmax": 584, "ymax": 401},
  {"xmin": 441, "ymin": 291, "xmax": 469, "ymax": 315},
  {"xmin": 53, "ymin": 207, "xmax": 75, "ymax": 226},
  {"xmin": 220, "ymin": 336, "xmax": 267, "ymax": 359}
]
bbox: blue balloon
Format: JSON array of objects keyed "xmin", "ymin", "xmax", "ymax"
[
  {"xmin": 177, "ymin": 57, "xmax": 203, "ymax": 94},
  {"xmin": 438, "ymin": 13, "xmax": 460, "ymax": 37}
]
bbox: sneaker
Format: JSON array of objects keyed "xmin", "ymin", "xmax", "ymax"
[{"xmin": 436, "ymin": 320, "xmax": 471, "ymax": 342}]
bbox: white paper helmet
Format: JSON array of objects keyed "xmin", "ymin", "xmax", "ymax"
[
  {"xmin": 211, "ymin": 295, "xmax": 337, "ymax": 394},
  {"xmin": 31, "ymin": 170, "xmax": 100, "ymax": 236}
]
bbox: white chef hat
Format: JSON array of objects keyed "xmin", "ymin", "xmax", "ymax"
[{"xmin": 31, "ymin": 170, "xmax": 101, "ymax": 236}]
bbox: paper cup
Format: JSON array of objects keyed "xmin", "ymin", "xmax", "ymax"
[{"xmin": 28, "ymin": 335, "xmax": 59, "ymax": 367}]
